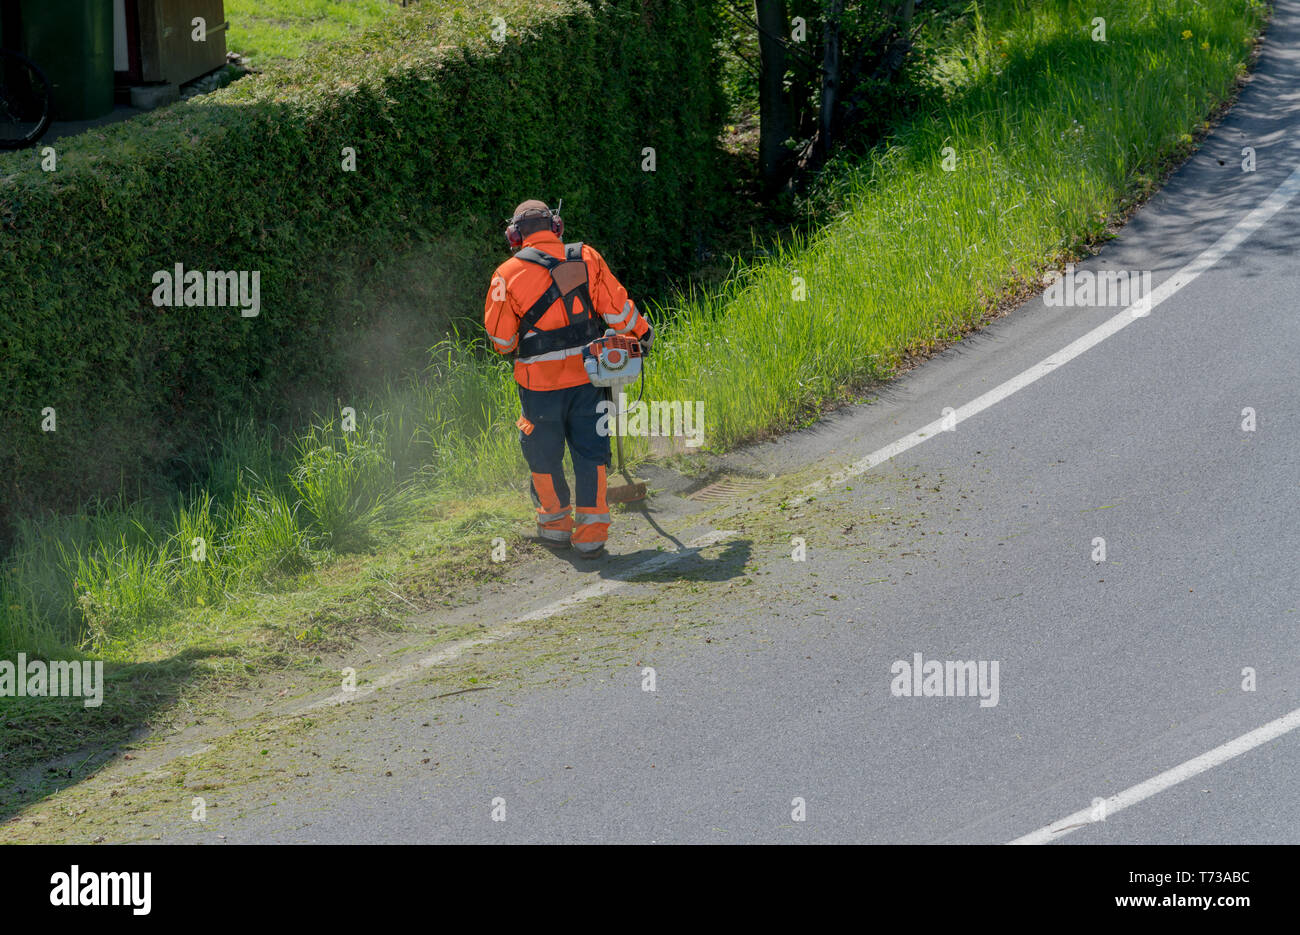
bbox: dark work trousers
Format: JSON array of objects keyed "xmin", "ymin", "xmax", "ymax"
[{"xmin": 517, "ymin": 382, "xmax": 612, "ymax": 549}]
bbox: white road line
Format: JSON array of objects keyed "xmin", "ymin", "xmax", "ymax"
[
  {"xmin": 1008, "ymin": 706, "xmax": 1300, "ymax": 844},
  {"xmin": 304, "ymin": 529, "xmax": 738, "ymax": 709},
  {"xmin": 790, "ymin": 164, "xmax": 1300, "ymax": 836},
  {"xmin": 792, "ymin": 162, "xmax": 1300, "ymax": 505}
]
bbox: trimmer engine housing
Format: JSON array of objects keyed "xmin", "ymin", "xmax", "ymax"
[{"xmin": 583, "ymin": 330, "xmax": 643, "ymax": 388}]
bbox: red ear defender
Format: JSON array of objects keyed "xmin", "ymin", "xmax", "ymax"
[{"xmin": 506, "ymin": 201, "xmax": 560, "ymax": 248}]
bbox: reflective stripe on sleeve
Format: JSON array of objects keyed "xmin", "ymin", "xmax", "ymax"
[{"xmin": 603, "ymin": 300, "xmax": 639, "ymax": 334}]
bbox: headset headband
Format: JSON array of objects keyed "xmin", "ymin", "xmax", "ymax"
[{"xmin": 506, "ymin": 199, "xmax": 563, "ymax": 248}]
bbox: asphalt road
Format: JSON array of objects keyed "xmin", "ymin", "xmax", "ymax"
[{"xmin": 144, "ymin": 1, "xmax": 1300, "ymax": 845}]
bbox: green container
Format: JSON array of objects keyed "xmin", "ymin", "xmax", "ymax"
[{"xmin": 19, "ymin": 0, "xmax": 114, "ymax": 121}]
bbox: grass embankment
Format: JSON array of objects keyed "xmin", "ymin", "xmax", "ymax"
[
  {"xmin": 653, "ymin": 0, "xmax": 1270, "ymax": 444},
  {"xmin": 0, "ymin": 0, "xmax": 1269, "ymax": 780}
]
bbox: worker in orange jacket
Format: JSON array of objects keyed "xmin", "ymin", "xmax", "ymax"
[{"xmin": 485, "ymin": 200, "xmax": 653, "ymax": 556}]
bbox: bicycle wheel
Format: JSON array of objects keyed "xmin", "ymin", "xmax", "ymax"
[{"xmin": 0, "ymin": 48, "xmax": 53, "ymax": 150}]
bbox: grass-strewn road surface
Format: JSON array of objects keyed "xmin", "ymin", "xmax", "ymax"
[{"xmin": 5, "ymin": 0, "xmax": 1297, "ymax": 846}]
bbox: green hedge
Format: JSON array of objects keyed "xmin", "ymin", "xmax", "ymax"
[{"xmin": 0, "ymin": 0, "xmax": 725, "ymax": 534}]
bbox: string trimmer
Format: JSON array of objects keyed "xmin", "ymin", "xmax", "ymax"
[{"xmin": 583, "ymin": 330, "xmax": 647, "ymax": 504}]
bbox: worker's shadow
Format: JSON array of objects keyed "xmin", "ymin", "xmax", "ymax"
[{"xmin": 548, "ymin": 504, "xmax": 751, "ymax": 584}]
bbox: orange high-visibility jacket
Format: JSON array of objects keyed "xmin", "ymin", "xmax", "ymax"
[{"xmin": 484, "ymin": 231, "xmax": 649, "ymax": 391}]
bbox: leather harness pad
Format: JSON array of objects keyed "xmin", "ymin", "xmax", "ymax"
[{"xmin": 550, "ymin": 260, "xmax": 589, "ymax": 298}]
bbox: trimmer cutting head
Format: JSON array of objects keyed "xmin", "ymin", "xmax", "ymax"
[{"xmin": 606, "ymin": 480, "xmax": 648, "ymax": 504}]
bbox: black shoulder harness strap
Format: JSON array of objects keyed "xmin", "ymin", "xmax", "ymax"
[{"xmin": 513, "ymin": 243, "xmax": 604, "ymax": 359}]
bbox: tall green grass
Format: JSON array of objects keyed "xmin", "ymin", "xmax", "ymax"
[
  {"xmin": 0, "ymin": 352, "xmax": 522, "ymax": 658},
  {"xmin": 0, "ymin": 0, "xmax": 1267, "ymax": 661}
]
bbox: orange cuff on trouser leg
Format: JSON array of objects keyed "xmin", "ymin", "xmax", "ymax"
[
  {"xmin": 531, "ymin": 472, "xmax": 573, "ymax": 543},
  {"xmin": 571, "ymin": 466, "xmax": 610, "ymax": 553},
  {"xmin": 572, "ymin": 508, "xmax": 610, "ymax": 551}
]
